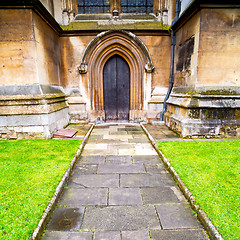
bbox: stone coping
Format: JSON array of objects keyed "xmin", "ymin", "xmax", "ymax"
[
  {"xmin": 140, "ymin": 122, "xmax": 224, "ymax": 240},
  {"xmin": 0, "ymin": 94, "xmax": 66, "ymax": 101},
  {"xmin": 31, "ymin": 123, "xmax": 95, "ymax": 240}
]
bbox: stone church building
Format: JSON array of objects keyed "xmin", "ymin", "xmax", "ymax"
[{"xmin": 0, "ymin": 0, "xmax": 240, "ymax": 138}]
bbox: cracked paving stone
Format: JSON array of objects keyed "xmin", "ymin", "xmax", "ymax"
[
  {"xmin": 98, "ymin": 164, "xmax": 145, "ymax": 174},
  {"xmin": 43, "ymin": 231, "xmax": 92, "ymax": 240},
  {"xmin": 81, "ymin": 205, "xmax": 161, "ymax": 231},
  {"xmin": 73, "ymin": 165, "xmax": 98, "ymax": 174},
  {"xmin": 156, "ymin": 204, "xmax": 202, "ymax": 229},
  {"xmin": 58, "ymin": 188, "xmax": 108, "ymax": 206},
  {"xmin": 141, "ymin": 187, "xmax": 180, "ymax": 204},
  {"xmin": 109, "ymin": 188, "xmax": 142, "ymax": 205},
  {"xmin": 150, "ymin": 229, "xmax": 209, "ymax": 240},
  {"xmin": 46, "ymin": 207, "xmax": 85, "ymax": 231},
  {"xmin": 71, "ymin": 174, "xmax": 119, "ymax": 188}
]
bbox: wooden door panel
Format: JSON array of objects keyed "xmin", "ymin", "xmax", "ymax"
[
  {"xmin": 103, "ymin": 55, "xmax": 130, "ymax": 121},
  {"xmin": 103, "ymin": 56, "xmax": 117, "ymax": 120},
  {"xmin": 116, "ymin": 56, "xmax": 130, "ymax": 120}
]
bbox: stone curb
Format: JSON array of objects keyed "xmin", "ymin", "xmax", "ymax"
[
  {"xmin": 31, "ymin": 123, "xmax": 95, "ymax": 240},
  {"xmin": 140, "ymin": 123, "xmax": 224, "ymax": 240}
]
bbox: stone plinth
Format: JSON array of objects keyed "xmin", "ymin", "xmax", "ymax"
[
  {"xmin": 0, "ymin": 84, "xmax": 69, "ymax": 139},
  {"xmin": 165, "ymin": 88, "xmax": 240, "ymax": 137}
]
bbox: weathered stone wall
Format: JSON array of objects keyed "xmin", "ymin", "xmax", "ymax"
[
  {"xmin": 33, "ymin": 11, "xmax": 62, "ymax": 86},
  {"xmin": 165, "ymin": 8, "xmax": 240, "ymax": 138},
  {"xmin": 0, "ymin": 8, "xmax": 62, "ymax": 86},
  {"xmin": 173, "ymin": 12, "xmax": 200, "ymax": 88},
  {"xmin": 0, "ymin": 8, "xmax": 69, "ymax": 139},
  {"xmin": 197, "ymin": 8, "xmax": 240, "ymax": 88},
  {"xmin": 0, "ymin": 9, "xmax": 38, "ymax": 85}
]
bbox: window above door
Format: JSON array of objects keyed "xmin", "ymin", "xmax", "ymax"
[{"xmin": 77, "ymin": 0, "xmax": 153, "ymax": 14}]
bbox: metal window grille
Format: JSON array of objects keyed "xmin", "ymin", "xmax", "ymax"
[
  {"xmin": 77, "ymin": 0, "xmax": 110, "ymax": 14},
  {"xmin": 121, "ymin": 0, "xmax": 153, "ymax": 13}
]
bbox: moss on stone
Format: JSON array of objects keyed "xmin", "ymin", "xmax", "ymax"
[
  {"xmin": 189, "ymin": 109, "xmax": 200, "ymax": 119},
  {"xmin": 61, "ymin": 21, "xmax": 171, "ymax": 31},
  {"xmin": 235, "ymin": 110, "xmax": 240, "ymax": 120},
  {"xmin": 199, "ymin": 89, "xmax": 238, "ymax": 95}
]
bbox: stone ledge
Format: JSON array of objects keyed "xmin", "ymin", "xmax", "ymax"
[{"xmin": 167, "ymin": 94, "xmax": 240, "ymax": 108}]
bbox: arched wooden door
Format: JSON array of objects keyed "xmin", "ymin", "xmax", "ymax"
[{"xmin": 103, "ymin": 55, "xmax": 130, "ymax": 121}]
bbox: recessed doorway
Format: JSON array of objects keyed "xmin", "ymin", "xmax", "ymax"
[{"xmin": 103, "ymin": 55, "xmax": 130, "ymax": 121}]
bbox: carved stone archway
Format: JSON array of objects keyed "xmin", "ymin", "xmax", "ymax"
[{"xmin": 79, "ymin": 30, "xmax": 154, "ymax": 121}]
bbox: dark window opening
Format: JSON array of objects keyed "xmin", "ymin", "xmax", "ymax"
[
  {"xmin": 77, "ymin": 0, "xmax": 110, "ymax": 14},
  {"xmin": 121, "ymin": 0, "xmax": 153, "ymax": 13}
]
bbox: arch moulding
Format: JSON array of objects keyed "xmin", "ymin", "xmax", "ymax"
[{"xmin": 78, "ymin": 30, "xmax": 154, "ymax": 121}]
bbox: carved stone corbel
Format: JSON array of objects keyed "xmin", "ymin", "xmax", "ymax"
[{"xmin": 78, "ymin": 63, "xmax": 88, "ymax": 74}]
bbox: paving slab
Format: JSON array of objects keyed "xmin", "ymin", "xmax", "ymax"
[
  {"xmin": 121, "ymin": 230, "xmax": 151, "ymax": 240},
  {"xmin": 73, "ymin": 165, "xmax": 98, "ymax": 174},
  {"xmin": 84, "ymin": 144, "xmax": 108, "ymax": 150},
  {"xmin": 97, "ymin": 139, "xmax": 129, "ymax": 144},
  {"xmin": 58, "ymin": 188, "xmax": 108, "ymax": 206},
  {"xmin": 150, "ymin": 229, "xmax": 209, "ymax": 240},
  {"xmin": 141, "ymin": 187, "xmax": 180, "ymax": 204},
  {"xmin": 105, "ymin": 155, "xmax": 132, "ymax": 164},
  {"xmin": 108, "ymin": 144, "xmax": 135, "ymax": 149},
  {"xmin": 121, "ymin": 174, "xmax": 175, "ymax": 187},
  {"xmin": 78, "ymin": 156, "xmax": 105, "ymax": 165},
  {"xmin": 81, "ymin": 149, "xmax": 118, "ymax": 156},
  {"xmin": 53, "ymin": 129, "xmax": 77, "ymax": 138},
  {"xmin": 98, "ymin": 164, "xmax": 145, "ymax": 174},
  {"xmin": 156, "ymin": 204, "xmax": 202, "ymax": 229},
  {"xmin": 43, "ymin": 231, "xmax": 92, "ymax": 240},
  {"xmin": 71, "ymin": 174, "xmax": 119, "ymax": 188},
  {"xmin": 103, "ymin": 135, "xmax": 133, "ymax": 139},
  {"xmin": 129, "ymin": 138, "xmax": 149, "ymax": 143},
  {"xmin": 127, "ymin": 131, "xmax": 145, "ymax": 135},
  {"xmin": 135, "ymin": 148, "xmax": 158, "ymax": 155},
  {"xmin": 125, "ymin": 127, "xmax": 142, "ymax": 131},
  {"xmin": 94, "ymin": 231, "xmax": 121, "ymax": 240},
  {"xmin": 88, "ymin": 135, "xmax": 103, "ymax": 139},
  {"xmin": 132, "ymin": 155, "xmax": 161, "ymax": 164},
  {"xmin": 144, "ymin": 164, "xmax": 167, "ymax": 174},
  {"xmin": 118, "ymin": 149, "xmax": 136, "ymax": 155},
  {"xmin": 81, "ymin": 205, "xmax": 161, "ymax": 231},
  {"xmin": 46, "ymin": 207, "xmax": 85, "ymax": 231},
  {"xmin": 109, "ymin": 188, "xmax": 142, "ymax": 205},
  {"xmin": 109, "ymin": 131, "xmax": 128, "ymax": 135}
]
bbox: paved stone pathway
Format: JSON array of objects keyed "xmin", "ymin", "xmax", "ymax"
[{"xmin": 43, "ymin": 124, "xmax": 209, "ymax": 240}]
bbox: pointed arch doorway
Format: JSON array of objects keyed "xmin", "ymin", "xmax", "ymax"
[{"xmin": 103, "ymin": 54, "xmax": 130, "ymax": 121}]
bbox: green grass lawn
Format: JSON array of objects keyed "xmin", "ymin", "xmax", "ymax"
[
  {"xmin": 158, "ymin": 140, "xmax": 240, "ymax": 240},
  {"xmin": 0, "ymin": 139, "xmax": 81, "ymax": 239}
]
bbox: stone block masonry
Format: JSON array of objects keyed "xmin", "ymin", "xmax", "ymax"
[{"xmin": 0, "ymin": 84, "xmax": 69, "ymax": 139}]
